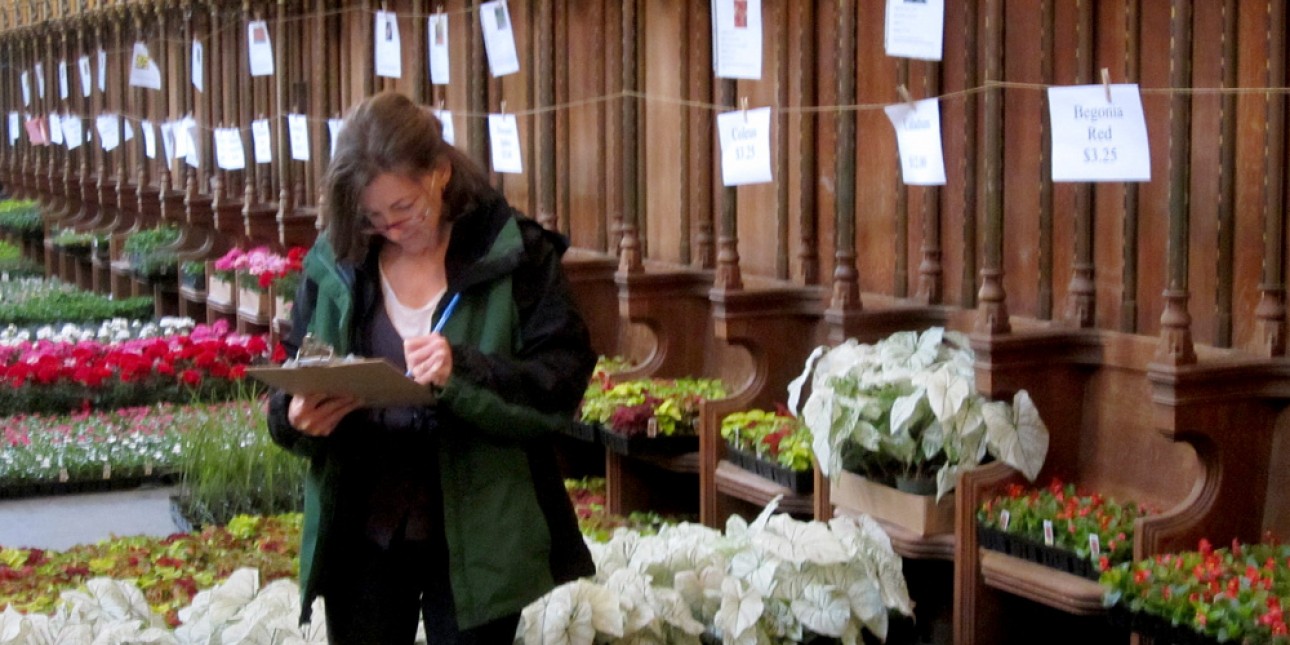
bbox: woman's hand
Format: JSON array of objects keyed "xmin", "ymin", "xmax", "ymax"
[
  {"xmin": 404, "ymin": 333, "xmax": 453, "ymax": 387},
  {"xmin": 287, "ymin": 393, "xmax": 364, "ymax": 437}
]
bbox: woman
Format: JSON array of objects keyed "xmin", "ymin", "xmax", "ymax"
[{"xmin": 266, "ymin": 91, "xmax": 596, "ymax": 644}]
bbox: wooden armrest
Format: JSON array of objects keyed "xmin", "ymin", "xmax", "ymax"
[{"xmin": 978, "ymin": 549, "xmax": 1106, "ymax": 616}]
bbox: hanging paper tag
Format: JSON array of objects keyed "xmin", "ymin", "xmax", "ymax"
[
  {"xmin": 374, "ymin": 10, "xmax": 403, "ymax": 78},
  {"xmin": 58, "ymin": 60, "xmax": 69, "ymax": 99},
  {"xmin": 160, "ymin": 121, "xmax": 176, "ymax": 163},
  {"xmin": 183, "ymin": 117, "xmax": 201, "ymax": 168},
  {"xmin": 95, "ymin": 114, "xmax": 120, "ymax": 152},
  {"xmin": 62, "ymin": 114, "xmax": 82, "ymax": 151},
  {"xmin": 711, "ymin": 0, "xmax": 763, "ymax": 80},
  {"xmin": 716, "ymin": 106, "xmax": 773, "ymax": 186},
  {"xmin": 192, "ymin": 40, "xmax": 205, "ymax": 92},
  {"xmin": 433, "ymin": 109, "xmax": 455, "ymax": 146},
  {"xmin": 884, "ymin": 0, "xmax": 945, "ymax": 61},
  {"xmin": 1047, "ymin": 83, "xmax": 1152, "ymax": 182},
  {"xmin": 78, "ymin": 56, "xmax": 92, "ymax": 97},
  {"xmin": 480, "ymin": 0, "xmax": 520, "ymax": 77},
  {"xmin": 97, "ymin": 50, "xmax": 107, "ymax": 92},
  {"xmin": 327, "ymin": 118, "xmax": 343, "ymax": 159},
  {"xmin": 141, "ymin": 120, "xmax": 156, "ymax": 159},
  {"xmin": 252, "ymin": 118, "xmax": 272, "ymax": 163},
  {"xmin": 7, "ymin": 112, "xmax": 19, "ymax": 145},
  {"xmin": 1042, "ymin": 520, "xmax": 1055, "ymax": 546},
  {"xmin": 34, "ymin": 63, "xmax": 44, "ymax": 98},
  {"xmin": 428, "ymin": 13, "xmax": 450, "ymax": 85},
  {"xmin": 288, "ymin": 113, "xmax": 310, "ymax": 161},
  {"xmin": 49, "ymin": 113, "xmax": 63, "ymax": 146},
  {"xmin": 247, "ymin": 20, "xmax": 276, "ymax": 77},
  {"xmin": 214, "ymin": 127, "xmax": 246, "ymax": 170},
  {"xmin": 20, "ymin": 72, "xmax": 30, "ymax": 107},
  {"xmin": 884, "ymin": 97, "xmax": 947, "ymax": 185},
  {"xmin": 487, "ymin": 112, "xmax": 523, "ymax": 174}
]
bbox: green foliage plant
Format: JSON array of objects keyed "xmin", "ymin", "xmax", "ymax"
[
  {"xmin": 123, "ymin": 226, "xmax": 181, "ymax": 279},
  {"xmin": 0, "ymin": 240, "xmax": 43, "ymax": 278},
  {"xmin": 0, "ymin": 199, "xmax": 42, "ymax": 239},
  {"xmin": 791, "ymin": 327, "xmax": 1051, "ymax": 499},
  {"xmin": 173, "ymin": 391, "xmax": 306, "ymax": 528},
  {"xmin": 0, "ymin": 277, "xmax": 153, "ymax": 326}
]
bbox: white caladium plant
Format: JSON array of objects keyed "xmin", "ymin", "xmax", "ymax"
[
  {"xmin": 522, "ymin": 498, "xmax": 913, "ymax": 645},
  {"xmin": 787, "ymin": 327, "xmax": 1049, "ymax": 499}
]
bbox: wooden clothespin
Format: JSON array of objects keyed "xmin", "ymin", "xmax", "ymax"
[
  {"xmin": 437, "ymin": 4, "xmax": 444, "ymax": 15},
  {"xmin": 1101, "ymin": 67, "xmax": 1112, "ymax": 103},
  {"xmin": 740, "ymin": 96, "xmax": 749, "ymax": 122},
  {"xmin": 500, "ymin": 99, "xmax": 507, "ymax": 115},
  {"xmin": 897, "ymin": 84, "xmax": 916, "ymax": 109},
  {"xmin": 437, "ymin": 99, "xmax": 445, "ymax": 111}
]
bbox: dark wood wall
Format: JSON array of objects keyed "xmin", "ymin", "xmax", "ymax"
[{"xmin": 4, "ymin": 0, "xmax": 1290, "ymax": 543}]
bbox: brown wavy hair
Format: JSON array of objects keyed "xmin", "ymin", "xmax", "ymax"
[{"xmin": 322, "ymin": 91, "xmax": 495, "ymax": 263}]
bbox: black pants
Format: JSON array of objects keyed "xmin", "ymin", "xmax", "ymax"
[{"xmin": 321, "ymin": 535, "xmax": 520, "ymax": 645}]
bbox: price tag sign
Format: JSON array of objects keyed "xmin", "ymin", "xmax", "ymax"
[
  {"xmin": 1048, "ymin": 84, "xmax": 1151, "ymax": 182},
  {"xmin": 434, "ymin": 109, "xmax": 455, "ymax": 146},
  {"xmin": 884, "ymin": 97, "xmax": 946, "ymax": 185},
  {"xmin": 480, "ymin": 0, "xmax": 520, "ymax": 77},
  {"xmin": 1042, "ymin": 519, "xmax": 1055, "ymax": 546},
  {"xmin": 328, "ymin": 118, "xmax": 344, "ymax": 159},
  {"xmin": 999, "ymin": 509, "xmax": 1011, "ymax": 532},
  {"xmin": 288, "ymin": 113, "xmax": 310, "ymax": 161},
  {"xmin": 62, "ymin": 114, "xmax": 82, "ymax": 151},
  {"xmin": 374, "ymin": 10, "xmax": 403, "ymax": 79},
  {"xmin": 428, "ymin": 13, "xmax": 451, "ymax": 85},
  {"xmin": 884, "ymin": 0, "xmax": 944, "ymax": 61},
  {"xmin": 252, "ymin": 118, "xmax": 272, "ymax": 163},
  {"xmin": 248, "ymin": 20, "xmax": 276, "ymax": 77},
  {"xmin": 712, "ymin": 0, "xmax": 763, "ymax": 80},
  {"xmin": 716, "ymin": 106, "xmax": 773, "ymax": 186},
  {"xmin": 214, "ymin": 127, "xmax": 246, "ymax": 170},
  {"xmin": 78, "ymin": 56, "xmax": 92, "ymax": 97},
  {"xmin": 1089, "ymin": 533, "xmax": 1101, "ymax": 560},
  {"xmin": 488, "ymin": 112, "xmax": 523, "ymax": 174},
  {"xmin": 141, "ymin": 120, "xmax": 156, "ymax": 159}
]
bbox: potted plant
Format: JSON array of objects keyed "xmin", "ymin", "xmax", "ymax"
[
  {"xmin": 720, "ymin": 408, "xmax": 815, "ymax": 493},
  {"xmin": 180, "ymin": 260, "xmax": 206, "ymax": 291},
  {"xmin": 977, "ymin": 479, "xmax": 1148, "ymax": 579},
  {"xmin": 580, "ymin": 375, "xmax": 727, "ymax": 455},
  {"xmin": 0, "ymin": 199, "xmax": 42, "ymax": 242},
  {"xmin": 1102, "ymin": 538, "xmax": 1290, "ymax": 644},
  {"xmin": 791, "ymin": 327, "xmax": 1049, "ymax": 534},
  {"xmin": 123, "ymin": 226, "xmax": 181, "ymax": 282}
]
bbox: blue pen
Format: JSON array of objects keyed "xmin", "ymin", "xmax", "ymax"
[
  {"xmin": 432, "ymin": 292, "xmax": 461, "ymax": 334},
  {"xmin": 407, "ymin": 292, "xmax": 461, "ymax": 378}
]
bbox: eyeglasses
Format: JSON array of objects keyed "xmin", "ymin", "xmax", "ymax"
[{"xmin": 360, "ymin": 207, "xmax": 431, "ymax": 236}]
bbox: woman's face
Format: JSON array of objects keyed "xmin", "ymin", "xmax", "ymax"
[{"xmin": 358, "ymin": 167, "xmax": 450, "ymax": 252}]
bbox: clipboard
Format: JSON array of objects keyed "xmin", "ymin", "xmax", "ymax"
[{"xmin": 245, "ymin": 358, "xmax": 437, "ymax": 407}]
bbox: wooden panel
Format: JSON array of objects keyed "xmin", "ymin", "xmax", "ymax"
[
  {"xmin": 640, "ymin": 0, "xmax": 685, "ymax": 265},
  {"xmin": 1001, "ymin": 0, "xmax": 1044, "ymax": 320},
  {"xmin": 564, "ymin": 0, "xmax": 609, "ymax": 252},
  {"xmin": 853, "ymin": 0, "xmax": 898, "ymax": 296}
]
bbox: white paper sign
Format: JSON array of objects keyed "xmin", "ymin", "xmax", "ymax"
[
  {"xmin": 488, "ymin": 113, "xmax": 523, "ymax": 173},
  {"xmin": 7, "ymin": 112, "xmax": 19, "ymax": 145},
  {"xmin": 20, "ymin": 72, "xmax": 29, "ymax": 107},
  {"xmin": 95, "ymin": 114, "xmax": 120, "ymax": 152},
  {"xmin": 58, "ymin": 61, "xmax": 69, "ymax": 99},
  {"xmin": 124, "ymin": 120, "xmax": 134, "ymax": 142},
  {"xmin": 34, "ymin": 63, "xmax": 44, "ymax": 98},
  {"xmin": 247, "ymin": 20, "xmax": 275, "ymax": 77},
  {"xmin": 192, "ymin": 40, "xmax": 204, "ymax": 92},
  {"xmin": 884, "ymin": 98, "xmax": 947, "ymax": 185},
  {"xmin": 884, "ymin": 0, "xmax": 944, "ymax": 61},
  {"xmin": 97, "ymin": 50, "xmax": 107, "ymax": 93},
  {"xmin": 78, "ymin": 56, "xmax": 92, "ymax": 97},
  {"xmin": 428, "ymin": 14, "xmax": 451, "ymax": 85},
  {"xmin": 128, "ymin": 42, "xmax": 162, "ymax": 90},
  {"xmin": 712, "ymin": 0, "xmax": 762, "ymax": 80},
  {"xmin": 288, "ymin": 113, "xmax": 310, "ymax": 161},
  {"xmin": 141, "ymin": 120, "xmax": 156, "ymax": 159},
  {"xmin": 434, "ymin": 109, "xmax": 455, "ymax": 146},
  {"xmin": 251, "ymin": 119, "xmax": 272, "ymax": 163},
  {"xmin": 62, "ymin": 114, "xmax": 82, "ymax": 151},
  {"xmin": 183, "ymin": 117, "xmax": 200, "ymax": 168},
  {"xmin": 214, "ymin": 127, "xmax": 246, "ymax": 170},
  {"xmin": 49, "ymin": 113, "xmax": 63, "ymax": 146},
  {"xmin": 1047, "ymin": 84, "xmax": 1151, "ymax": 182},
  {"xmin": 717, "ymin": 106, "xmax": 773, "ymax": 186},
  {"xmin": 327, "ymin": 118, "xmax": 343, "ymax": 159},
  {"xmin": 374, "ymin": 10, "xmax": 403, "ymax": 78},
  {"xmin": 160, "ymin": 121, "xmax": 176, "ymax": 163},
  {"xmin": 480, "ymin": 1, "xmax": 520, "ymax": 77}
]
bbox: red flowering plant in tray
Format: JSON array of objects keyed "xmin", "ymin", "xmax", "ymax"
[
  {"xmin": 977, "ymin": 479, "xmax": 1149, "ymax": 579},
  {"xmin": 0, "ymin": 319, "xmax": 272, "ymax": 416},
  {"xmin": 213, "ymin": 246, "xmax": 306, "ymax": 294},
  {"xmin": 1102, "ymin": 537, "xmax": 1290, "ymax": 644}
]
